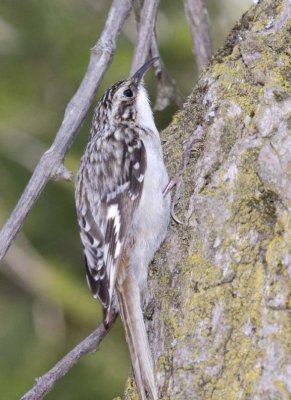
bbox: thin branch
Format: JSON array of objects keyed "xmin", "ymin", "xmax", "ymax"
[
  {"xmin": 0, "ymin": 0, "xmax": 134, "ymax": 262},
  {"xmin": 20, "ymin": 313, "xmax": 118, "ymax": 400},
  {"xmin": 183, "ymin": 0, "xmax": 212, "ymax": 73},
  {"xmin": 150, "ymin": 34, "xmax": 185, "ymax": 110},
  {"xmin": 130, "ymin": 0, "xmax": 160, "ymax": 75},
  {"xmin": 133, "ymin": 0, "xmax": 184, "ymax": 110}
]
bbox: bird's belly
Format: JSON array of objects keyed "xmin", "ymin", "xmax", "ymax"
[{"xmin": 129, "ymin": 137, "xmax": 171, "ymax": 300}]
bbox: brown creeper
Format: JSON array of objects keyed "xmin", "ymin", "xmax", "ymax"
[{"xmin": 75, "ymin": 58, "xmax": 170, "ymax": 400}]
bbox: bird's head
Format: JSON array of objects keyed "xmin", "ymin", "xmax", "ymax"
[{"xmin": 92, "ymin": 58, "xmax": 158, "ymax": 135}]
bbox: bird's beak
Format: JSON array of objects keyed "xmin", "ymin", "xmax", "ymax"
[{"xmin": 131, "ymin": 57, "xmax": 159, "ymax": 85}]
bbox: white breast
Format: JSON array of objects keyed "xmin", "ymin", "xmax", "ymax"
[
  {"xmin": 129, "ymin": 86, "xmax": 171, "ymax": 302},
  {"xmin": 136, "ymin": 86, "xmax": 158, "ymax": 133}
]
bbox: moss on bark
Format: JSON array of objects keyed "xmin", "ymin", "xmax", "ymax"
[{"xmin": 124, "ymin": 0, "xmax": 291, "ymax": 398}]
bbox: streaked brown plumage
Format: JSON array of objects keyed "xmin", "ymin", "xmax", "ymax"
[{"xmin": 75, "ymin": 59, "xmax": 170, "ymax": 399}]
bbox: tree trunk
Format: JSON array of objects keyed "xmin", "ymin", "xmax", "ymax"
[{"xmin": 125, "ymin": 0, "xmax": 291, "ymax": 399}]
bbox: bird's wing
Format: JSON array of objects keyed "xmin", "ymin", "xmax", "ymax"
[{"xmin": 76, "ymin": 128, "xmax": 147, "ymax": 312}]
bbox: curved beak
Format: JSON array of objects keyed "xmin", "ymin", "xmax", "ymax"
[{"xmin": 131, "ymin": 57, "xmax": 159, "ymax": 85}]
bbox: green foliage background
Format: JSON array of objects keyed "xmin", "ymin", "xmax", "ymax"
[{"xmin": 0, "ymin": 1, "xmax": 251, "ymax": 399}]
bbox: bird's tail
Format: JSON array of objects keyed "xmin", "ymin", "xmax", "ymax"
[{"xmin": 117, "ymin": 271, "xmax": 157, "ymax": 400}]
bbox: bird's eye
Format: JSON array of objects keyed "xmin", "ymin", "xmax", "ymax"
[{"xmin": 123, "ymin": 88, "xmax": 133, "ymax": 97}]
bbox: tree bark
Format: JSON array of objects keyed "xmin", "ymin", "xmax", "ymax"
[{"xmin": 126, "ymin": 0, "xmax": 291, "ymax": 398}]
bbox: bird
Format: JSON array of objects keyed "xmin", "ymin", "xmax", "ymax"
[{"xmin": 75, "ymin": 57, "xmax": 170, "ymax": 400}]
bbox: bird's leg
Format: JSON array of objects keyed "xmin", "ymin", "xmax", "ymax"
[{"xmin": 163, "ymin": 136, "xmax": 205, "ymax": 225}]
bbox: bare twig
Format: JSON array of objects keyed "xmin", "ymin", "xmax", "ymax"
[
  {"xmin": 150, "ymin": 36, "xmax": 185, "ymax": 110},
  {"xmin": 133, "ymin": 0, "xmax": 184, "ymax": 110},
  {"xmin": 0, "ymin": 0, "xmax": 133, "ymax": 262},
  {"xmin": 130, "ymin": 0, "xmax": 160, "ymax": 74},
  {"xmin": 20, "ymin": 313, "xmax": 118, "ymax": 400},
  {"xmin": 183, "ymin": 0, "xmax": 212, "ymax": 73}
]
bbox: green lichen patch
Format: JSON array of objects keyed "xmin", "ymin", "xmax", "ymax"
[
  {"xmin": 123, "ymin": 377, "xmax": 140, "ymax": 400},
  {"xmin": 212, "ymin": 49, "xmax": 263, "ymax": 118},
  {"xmin": 265, "ymin": 213, "xmax": 291, "ymax": 310},
  {"xmin": 122, "ymin": 1, "xmax": 291, "ymax": 399}
]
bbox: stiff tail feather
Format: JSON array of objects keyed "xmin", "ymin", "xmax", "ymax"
[{"xmin": 117, "ymin": 274, "xmax": 157, "ymax": 400}]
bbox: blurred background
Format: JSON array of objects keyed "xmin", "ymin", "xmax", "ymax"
[{"xmin": 0, "ymin": 1, "xmax": 252, "ymax": 399}]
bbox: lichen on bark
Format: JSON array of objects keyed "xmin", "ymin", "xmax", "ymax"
[{"xmin": 124, "ymin": 0, "xmax": 291, "ymax": 399}]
